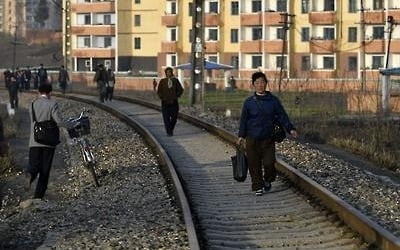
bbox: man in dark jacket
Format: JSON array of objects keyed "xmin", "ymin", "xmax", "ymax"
[
  {"xmin": 37, "ymin": 64, "xmax": 48, "ymax": 85},
  {"xmin": 237, "ymin": 72, "xmax": 298, "ymax": 196},
  {"xmin": 58, "ymin": 65, "xmax": 70, "ymax": 94},
  {"xmin": 157, "ymin": 67, "xmax": 183, "ymax": 136},
  {"xmin": 93, "ymin": 64, "xmax": 108, "ymax": 102},
  {"xmin": 26, "ymin": 84, "xmax": 75, "ymax": 199},
  {"xmin": 7, "ymin": 72, "xmax": 19, "ymax": 109}
]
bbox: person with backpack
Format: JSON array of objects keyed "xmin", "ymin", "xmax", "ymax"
[
  {"xmin": 93, "ymin": 64, "xmax": 108, "ymax": 103},
  {"xmin": 237, "ymin": 72, "xmax": 298, "ymax": 196}
]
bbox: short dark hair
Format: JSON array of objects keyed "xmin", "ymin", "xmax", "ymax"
[
  {"xmin": 38, "ymin": 84, "xmax": 52, "ymax": 94},
  {"xmin": 251, "ymin": 72, "xmax": 268, "ymax": 85},
  {"xmin": 164, "ymin": 67, "xmax": 173, "ymax": 74}
]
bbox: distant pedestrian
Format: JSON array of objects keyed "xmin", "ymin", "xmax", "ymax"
[
  {"xmin": 7, "ymin": 71, "xmax": 19, "ymax": 109},
  {"xmin": 237, "ymin": 72, "xmax": 298, "ymax": 196},
  {"xmin": 58, "ymin": 65, "xmax": 69, "ymax": 94},
  {"xmin": 93, "ymin": 64, "xmax": 108, "ymax": 103},
  {"xmin": 157, "ymin": 67, "xmax": 183, "ymax": 136},
  {"xmin": 25, "ymin": 84, "xmax": 75, "ymax": 199},
  {"xmin": 152, "ymin": 78, "xmax": 157, "ymax": 91},
  {"xmin": 33, "ymin": 70, "xmax": 39, "ymax": 89},
  {"xmin": 37, "ymin": 64, "xmax": 48, "ymax": 85},
  {"xmin": 24, "ymin": 66, "xmax": 32, "ymax": 90},
  {"xmin": 105, "ymin": 68, "xmax": 115, "ymax": 101},
  {"xmin": 15, "ymin": 68, "xmax": 24, "ymax": 92},
  {"xmin": 229, "ymin": 75, "xmax": 237, "ymax": 90}
]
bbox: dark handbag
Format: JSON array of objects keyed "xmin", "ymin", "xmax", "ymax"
[
  {"xmin": 231, "ymin": 146, "xmax": 248, "ymax": 182},
  {"xmin": 272, "ymin": 120, "xmax": 286, "ymax": 143},
  {"xmin": 32, "ymin": 102, "xmax": 60, "ymax": 146}
]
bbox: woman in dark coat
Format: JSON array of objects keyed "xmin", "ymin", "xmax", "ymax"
[{"xmin": 237, "ymin": 72, "xmax": 298, "ymax": 196}]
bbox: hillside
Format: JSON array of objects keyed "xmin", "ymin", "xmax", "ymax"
[{"xmin": 0, "ymin": 32, "xmax": 63, "ymax": 69}]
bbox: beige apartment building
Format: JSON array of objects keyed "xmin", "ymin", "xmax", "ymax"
[{"xmin": 66, "ymin": 0, "xmax": 400, "ymax": 81}]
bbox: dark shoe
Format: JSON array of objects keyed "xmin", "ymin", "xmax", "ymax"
[
  {"xmin": 255, "ymin": 189, "xmax": 264, "ymax": 196},
  {"xmin": 263, "ymin": 181, "xmax": 271, "ymax": 192},
  {"xmin": 24, "ymin": 173, "xmax": 32, "ymax": 191},
  {"xmin": 167, "ymin": 133, "xmax": 173, "ymax": 137}
]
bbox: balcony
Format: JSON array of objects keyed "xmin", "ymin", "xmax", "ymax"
[
  {"xmin": 240, "ymin": 13, "xmax": 262, "ymax": 26},
  {"xmin": 72, "ymin": 48, "xmax": 115, "ymax": 58},
  {"xmin": 71, "ymin": 26, "xmax": 115, "ymax": 35},
  {"xmin": 309, "ymin": 11, "xmax": 336, "ymax": 25},
  {"xmin": 310, "ymin": 69, "xmax": 336, "ymax": 79},
  {"xmin": 72, "ymin": 1, "xmax": 115, "ymax": 13},
  {"xmin": 364, "ymin": 40, "xmax": 385, "ymax": 53},
  {"xmin": 364, "ymin": 11, "xmax": 385, "ymax": 24},
  {"xmin": 240, "ymin": 40, "xmax": 262, "ymax": 53},
  {"xmin": 161, "ymin": 41, "xmax": 177, "ymax": 53},
  {"xmin": 310, "ymin": 39, "xmax": 335, "ymax": 53},
  {"xmin": 263, "ymin": 12, "xmax": 283, "ymax": 25},
  {"xmin": 205, "ymin": 14, "xmax": 219, "ymax": 26},
  {"xmin": 390, "ymin": 40, "xmax": 400, "ymax": 53},
  {"xmin": 205, "ymin": 41, "xmax": 218, "ymax": 53},
  {"xmin": 263, "ymin": 40, "xmax": 286, "ymax": 53},
  {"xmin": 161, "ymin": 15, "xmax": 177, "ymax": 26}
]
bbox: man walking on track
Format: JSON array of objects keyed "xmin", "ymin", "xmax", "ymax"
[{"xmin": 157, "ymin": 67, "xmax": 183, "ymax": 136}]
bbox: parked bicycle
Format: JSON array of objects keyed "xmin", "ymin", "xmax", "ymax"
[{"xmin": 68, "ymin": 109, "xmax": 100, "ymax": 187}]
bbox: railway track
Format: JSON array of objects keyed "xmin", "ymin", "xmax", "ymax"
[{"xmin": 57, "ymin": 92, "xmax": 399, "ymax": 250}]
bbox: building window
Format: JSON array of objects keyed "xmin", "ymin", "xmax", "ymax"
[
  {"xmin": 349, "ymin": 0, "xmax": 357, "ymax": 13},
  {"xmin": 324, "ymin": 0, "xmax": 335, "ymax": 11},
  {"xmin": 252, "ymin": 55, "xmax": 262, "ymax": 68},
  {"xmin": 301, "ymin": 27, "xmax": 310, "ymax": 41},
  {"xmin": 348, "ymin": 27, "xmax": 357, "ymax": 42},
  {"xmin": 252, "ymin": 0, "xmax": 262, "ymax": 13},
  {"xmin": 134, "ymin": 15, "xmax": 141, "ymax": 26},
  {"xmin": 348, "ymin": 56, "xmax": 358, "ymax": 71},
  {"xmin": 372, "ymin": 26, "xmax": 384, "ymax": 39},
  {"xmin": 323, "ymin": 28, "xmax": 335, "ymax": 40},
  {"xmin": 276, "ymin": 56, "xmax": 287, "ymax": 69},
  {"xmin": 207, "ymin": 55, "xmax": 218, "ymax": 62},
  {"xmin": 277, "ymin": 0, "xmax": 287, "ymax": 12},
  {"xmin": 104, "ymin": 15, "xmax": 111, "ymax": 25},
  {"xmin": 134, "ymin": 0, "xmax": 140, "ymax": 4},
  {"xmin": 104, "ymin": 37, "xmax": 112, "ymax": 48},
  {"xmin": 167, "ymin": 54, "xmax": 177, "ymax": 66},
  {"xmin": 77, "ymin": 36, "xmax": 90, "ymax": 48},
  {"xmin": 170, "ymin": 1, "xmax": 177, "ymax": 14},
  {"xmin": 301, "ymin": 0, "xmax": 310, "ymax": 13},
  {"xmin": 189, "ymin": 29, "xmax": 193, "ymax": 43},
  {"xmin": 277, "ymin": 28, "xmax": 285, "ymax": 39},
  {"xmin": 231, "ymin": 1, "xmax": 239, "ymax": 15},
  {"xmin": 231, "ymin": 56, "xmax": 239, "ymax": 68},
  {"xmin": 372, "ymin": 56, "xmax": 383, "ymax": 69},
  {"xmin": 169, "ymin": 28, "xmax": 177, "ymax": 41},
  {"xmin": 252, "ymin": 27, "xmax": 262, "ymax": 40},
  {"xmin": 231, "ymin": 29, "xmax": 238, "ymax": 43},
  {"xmin": 134, "ymin": 37, "xmax": 141, "ymax": 49},
  {"xmin": 209, "ymin": 1, "xmax": 218, "ymax": 13},
  {"xmin": 373, "ymin": 0, "xmax": 383, "ymax": 10},
  {"xmin": 207, "ymin": 28, "xmax": 218, "ymax": 41},
  {"xmin": 301, "ymin": 56, "xmax": 310, "ymax": 70},
  {"xmin": 323, "ymin": 56, "xmax": 334, "ymax": 69},
  {"xmin": 188, "ymin": 2, "xmax": 193, "ymax": 16}
]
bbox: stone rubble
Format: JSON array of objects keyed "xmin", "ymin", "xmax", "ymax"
[{"xmin": 0, "ymin": 97, "xmax": 189, "ymax": 250}]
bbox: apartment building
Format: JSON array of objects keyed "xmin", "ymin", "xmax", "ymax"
[
  {"xmin": 66, "ymin": 0, "xmax": 400, "ymax": 80},
  {"xmin": 2, "ymin": 0, "xmax": 25, "ymax": 38}
]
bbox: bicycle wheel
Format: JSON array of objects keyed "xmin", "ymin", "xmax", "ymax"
[{"xmin": 86, "ymin": 162, "xmax": 100, "ymax": 187}]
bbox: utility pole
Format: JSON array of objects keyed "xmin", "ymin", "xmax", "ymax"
[
  {"xmin": 382, "ymin": 15, "xmax": 395, "ymax": 115},
  {"xmin": 190, "ymin": 0, "xmax": 204, "ymax": 107},
  {"xmin": 360, "ymin": 0, "xmax": 366, "ymax": 92},
  {"xmin": 63, "ymin": 0, "xmax": 72, "ymax": 75},
  {"xmin": 278, "ymin": 13, "xmax": 294, "ymax": 93}
]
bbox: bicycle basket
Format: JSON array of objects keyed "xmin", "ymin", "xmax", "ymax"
[{"xmin": 68, "ymin": 116, "xmax": 90, "ymax": 138}]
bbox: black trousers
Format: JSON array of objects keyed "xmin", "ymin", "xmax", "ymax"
[
  {"xmin": 161, "ymin": 100, "xmax": 179, "ymax": 135},
  {"xmin": 28, "ymin": 147, "xmax": 55, "ymax": 199},
  {"xmin": 105, "ymin": 86, "xmax": 114, "ymax": 101},
  {"xmin": 245, "ymin": 138, "xmax": 276, "ymax": 191},
  {"xmin": 97, "ymin": 81, "xmax": 106, "ymax": 102}
]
